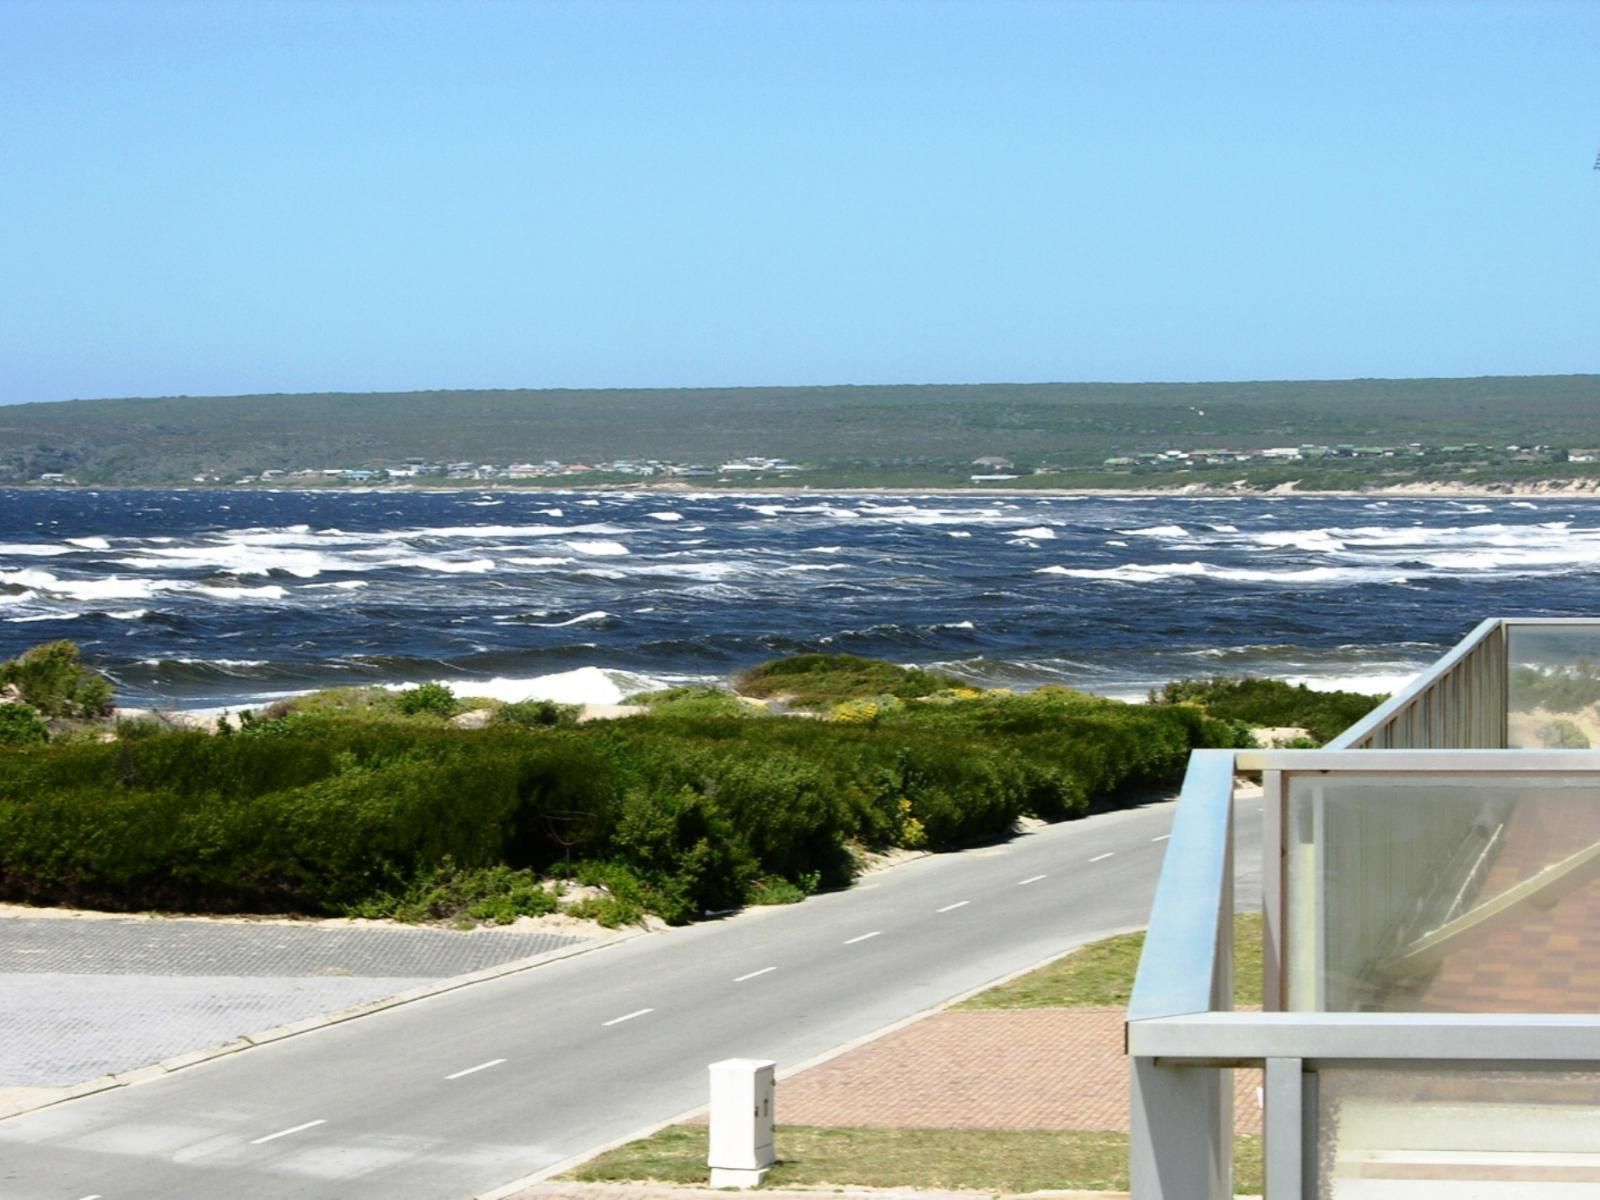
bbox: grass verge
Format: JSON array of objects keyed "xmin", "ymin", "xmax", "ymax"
[
  {"xmin": 956, "ymin": 913, "xmax": 1263, "ymax": 1011},
  {"xmin": 567, "ymin": 1124, "xmax": 1263, "ymax": 1193}
]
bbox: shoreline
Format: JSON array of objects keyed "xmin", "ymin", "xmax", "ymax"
[{"xmin": 12, "ymin": 477, "xmax": 1600, "ymax": 500}]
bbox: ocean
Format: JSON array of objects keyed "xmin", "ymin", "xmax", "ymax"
[{"xmin": 2, "ymin": 487, "xmax": 1594, "ymax": 711}]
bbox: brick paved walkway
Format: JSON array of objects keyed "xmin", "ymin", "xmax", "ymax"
[
  {"xmin": 0, "ymin": 914, "xmax": 587, "ymax": 1087},
  {"xmin": 677, "ymin": 1009, "xmax": 1260, "ymax": 1136},
  {"xmin": 775, "ymin": 1009, "xmax": 1261, "ymax": 1135}
]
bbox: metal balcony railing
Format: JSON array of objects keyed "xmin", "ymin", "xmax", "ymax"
[{"xmin": 1128, "ymin": 619, "xmax": 1600, "ymax": 1199}]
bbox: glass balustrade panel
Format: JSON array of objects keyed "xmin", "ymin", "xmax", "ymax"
[{"xmin": 1285, "ymin": 772, "xmax": 1600, "ymax": 1012}]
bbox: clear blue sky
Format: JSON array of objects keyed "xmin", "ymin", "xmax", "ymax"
[{"xmin": 2, "ymin": 0, "xmax": 1596, "ymax": 406}]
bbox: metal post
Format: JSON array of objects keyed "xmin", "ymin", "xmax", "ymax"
[
  {"xmin": 1264, "ymin": 1058, "xmax": 1304, "ymax": 1198},
  {"xmin": 1130, "ymin": 1056, "xmax": 1230, "ymax": 1200}
]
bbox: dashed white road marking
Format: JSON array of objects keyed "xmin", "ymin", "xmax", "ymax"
[
  {"xmin": 250, "ymin": 1119, "xmax": 326, "ymax": 1145},
  {"xmin": 445, "ymin": 1058, "xmax": 507, "ymax": 1080},
  {"xmin": 843, "ymin": 931, "xmax": 882, "ymax": 945},
  {"xmin": 937, "ymin": 900, "xmax": 971, "ymax": 913},
  {"xmin": 1089, "ymin": 852, "xmax": 1115, "ymax": 863},
  {"xmin": 1017, "ymin": 874, "xmax": 1047, "ymax": 886},
  {"xmin": 1152, "ymin": 834, "xmax": 1171, "ymax": 842},
  {"xmin": 602, "ymin": 1007, "xmax": 655, "ymax": 1027},
  {"xmin": 734, "ymin": 967, "xmax": 776, "ymax": 982}
]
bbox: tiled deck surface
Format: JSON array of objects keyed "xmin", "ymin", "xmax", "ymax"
[{"xmin": 1386, "ymin": 795, "xmax": 1600, "ymax": 1013}]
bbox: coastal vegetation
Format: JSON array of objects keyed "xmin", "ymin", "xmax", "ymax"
[
  {"xmin": 0, "ymin": 643, "xmax": 1263, "ymax": 926},
  {"xmin": 2, "ymin": 643, "xmax": 1395, "ymax": 927},
  {"xmin": 1149, "ymin": 675, "xmax": 1385, "ymax": 745},
  {"xmin": 3, "ymin": 375, "xmax": 1597, "ymax": 488}
]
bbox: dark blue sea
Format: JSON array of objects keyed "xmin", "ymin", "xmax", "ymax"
[{"xmin": 2, "ymin": 487, "xmax": 1595, "ymax": 710}]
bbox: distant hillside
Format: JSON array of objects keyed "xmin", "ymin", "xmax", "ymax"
[{"xmin": 1, "ymin": 376, "xmax": 1596, "ymax": 485}]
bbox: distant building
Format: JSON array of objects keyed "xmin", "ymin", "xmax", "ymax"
[{"xmin": 971, "ymin": 456, "xmax": 1014, "ymax": 470}]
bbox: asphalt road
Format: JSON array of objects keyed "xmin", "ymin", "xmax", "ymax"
[{"xmin": 0, "ymin": 792, "xmax": 1263, "ymax": 1200}]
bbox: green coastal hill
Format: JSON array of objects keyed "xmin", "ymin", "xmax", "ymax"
[{"xmin": 2, "ymin": 374, "xmax": 1597, "ymax": 487}]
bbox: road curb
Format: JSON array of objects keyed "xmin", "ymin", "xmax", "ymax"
[{"xmin": 0, "ymin": 925, "xmax": 649, "ymax": 1123}]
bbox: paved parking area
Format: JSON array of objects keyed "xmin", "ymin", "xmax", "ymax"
[{"xmin": 0, "ymin": 914, "xmax": 588, "ymax": 1087}]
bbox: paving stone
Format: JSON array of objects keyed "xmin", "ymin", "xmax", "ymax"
[
  {"xmin": 0, "ymin": 916, "xmax": 589, "ymax": 1087},
  {"xmin": 0, "ymin": 917, "xmax": 581, "ymax": 978}
]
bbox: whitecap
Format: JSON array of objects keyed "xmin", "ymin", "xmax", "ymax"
[
  {"xmin": 105, "ymin": 608, "xmax": 150, "ymax": 619},
  {"xmin": 1, "ymin": 569, "xmax": 159, "ymax": 601},
  {"xmin": 189, "ymin": 583, "xmax": 289, "ymax": 600},
  {"xmin": 567, "ymin": 540, "xmax": 630, "ymax": 557},
  {"xmin": 1117, "ymin": 525, "xmax": 1189, "ymax": 538},
  {"xmin": 506, "ymin": 610, "xmax": 614, "ymax": 629},
  {"xmin": 646, "ymin": 512, "xmax": 683, "ymax": 522},
  {"xmin": 114, "ymin": 544, "xmax": 340, "ymax": 578},
  {"xmin": 806, "ymin": 546, "xmax": 843, "ymax": 554},
  {"xmin": 0, "ymin": 543, "xmax": 72, "ymax": 557},
  {"xmin": 946, "ymin": 531, "xmax": 972, "ymax": 539},
  {"xmin": 934, "ymin": 620, "xmax": 976, "ymax": 630},
  {"xmin": 575, "ymin": 568, "xmax": 627, "ymax": 580},
  {"xmin": 1105, "ymin": 540, "xmax": 1129, "ymax": 547},
  {"xmin": 640, "ymin": 562, "xmax": 745, "ymax": 580},
  {"xmin": 1036, "ymin": 561, "xmax": 1404, "ymax": 586},
  {"xmin": 1208, "ymin": 524, "xmax": 1239, "ymax": 533},
  {"xmin": 375, "ymin": 556, "xmax": 496, "ymax": 574},
  {"xmin": 1013, "ymin": 527, "xmax": 1056, "ymax": 539},
  {"xmin": 1250, "ymin": 530, "xmax": 1347, "ymax": 553},
  {"xmin": 505, "ymin": 556, "xmax": 578, "ymax": 568},
  {"xmin": 468, "ymin": 500, "xmax": 504, "ymax": 507},
  {"xmin": 65, "ymin": 536, "xmax": 111, "ymax": 550},
  {"xmin": 5, "ymin": 613, "xmax": 78, "ymax": 623}
]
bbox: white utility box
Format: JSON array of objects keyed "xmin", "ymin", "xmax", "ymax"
[{"xmin": 707, "ymin": 1057, "xmax": 776, "ymax": 1188}]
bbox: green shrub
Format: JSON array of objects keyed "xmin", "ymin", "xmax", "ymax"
[
  {"xmin": 395, "ymin": 682, "xmax": 459, "ymax": 718},
  {"xmin": 626, "ymin": 686, "xmax": 750, "ymax": 719},
  {"xmin": 0, "ymin": 640, "xmax": 114, "ymax": 718},
  {"xmin": 736, "ymin": 654, "xmax": 956, "ymax": 708},
  {"xmin": 748, "ymin": 877, "xmax": 808, "ymax": 905},
  {"xmin": 351, "ymin": 861, "xmax": 559, "ymax": 925},
  {"xmin": 1537, "ymin": 717, "xmax": 1591, "ymax": 749},
  {"xmin": 1512, "ymin": 661, "xmax": 1600, "ymax": 713},
  {"xmin": 563, "ymin": 893, "xmax": 645, "ymax": 928},
  {"xmin": 114, "ymin": 716, "xmax": 166, "ymax": 741},
  {"xmin": 493, "ymin": 699, "xmax": 579, "ymax": 729},
  {"xmin": 1149, "ymin": 676, "xmax": 1385, "ymax": 744},
  {"xmin": 0, "ymin": 703, "xmax": 49, "ymax": 747}
]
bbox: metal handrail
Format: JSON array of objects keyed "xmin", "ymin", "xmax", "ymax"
[{"xmin": 1126, "ymin": 749, "xmax": 1235, "ymax": 1024}]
